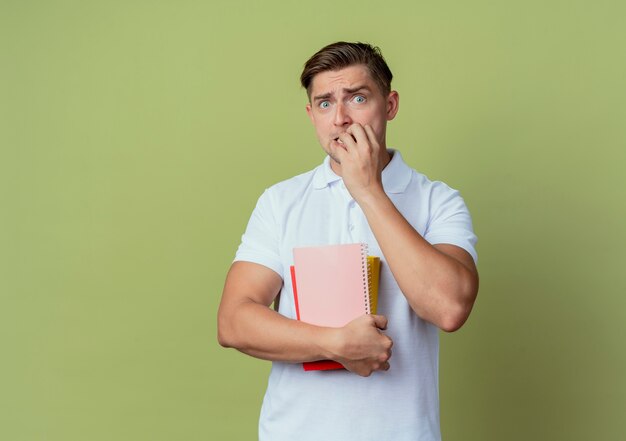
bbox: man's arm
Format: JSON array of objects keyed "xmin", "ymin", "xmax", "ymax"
[
  {"xmin": 335, "ymin": 125, "xmax": 479, "ymax": 332},
  {"xmin": 217, "ymin": 261, "xmax": 393, "ymax": 376},
  {"xmin": 356, "ymin": 194, "xmax": 478, "ymax": 332}
]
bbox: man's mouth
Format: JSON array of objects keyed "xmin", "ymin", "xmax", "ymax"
[{"xmin": 333, "ymin": 137, "xmax": 345, "ymax": 146}]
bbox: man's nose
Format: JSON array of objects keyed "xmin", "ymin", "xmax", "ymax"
[{"xmin": 333, "ymin": 102, "xmax": 352, "ymax": 127}]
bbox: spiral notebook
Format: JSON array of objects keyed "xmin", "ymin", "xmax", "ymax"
[{"xmin": 290, "ymin": 243, "xmax": 380, "ymax": 371}]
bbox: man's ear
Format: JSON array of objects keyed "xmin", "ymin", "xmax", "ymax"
[
  {"xmin": 305, "ymin": 103, "xmax": 315, "ymax": 124},
  {"xmin": 386, "ymin": 91, "xmax": 399, "ymax": 121}
]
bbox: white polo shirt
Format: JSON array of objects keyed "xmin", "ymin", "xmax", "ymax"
[{"xmin": 234, "ymin": 149, "xmax": 477, "ymax": 441}]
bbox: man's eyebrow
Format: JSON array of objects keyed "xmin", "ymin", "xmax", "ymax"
[
  {"xmin": 312, "ymin": 85, "xmax": 372, "ymax": 102},
  {"xmin": 312, "ymin": 92, "xmax": 332, "ymax": 102},
  {"xmin": 343, "ymin": 85, "xmax": 371, "ymax": 94}
]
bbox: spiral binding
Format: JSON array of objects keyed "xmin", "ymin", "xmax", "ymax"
[{"xmin": 360, "ymin": 243, "xmax": 372, "ymax": 314}]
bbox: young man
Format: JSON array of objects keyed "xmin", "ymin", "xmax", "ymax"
[{"xmin": 218, "ymin": 42, "xmax": 479, "ymax": 441}]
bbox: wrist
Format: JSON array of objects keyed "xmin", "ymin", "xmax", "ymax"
[
  {"xmin": 317, "ymin": 326, "xmax": 342, "ymax": 361},
  {"xmin": 354, "ymin": 185, "xmax": 388, "ymax": 210}
]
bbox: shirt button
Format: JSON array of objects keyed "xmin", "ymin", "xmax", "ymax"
[{"xmin": 349, "ymin": 224, "xmax": 355, "ymax": 231}]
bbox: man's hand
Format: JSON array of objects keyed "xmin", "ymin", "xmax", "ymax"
[
  {"xmin": 219, "ymin": 262, "xmax": 394, "ymax": 370},
  {"xmin": 332, "ymin": 123, "xmax": 389, "ymax": 201},
  {"xmin": 328, "ymin": 314, "xmax": 393, "ymax": 377}
]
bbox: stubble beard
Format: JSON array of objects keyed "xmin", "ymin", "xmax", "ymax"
[
  {"xmin": 325, "ymin": 141, "xmax": 343, "ymax": 166},
  {"xmin": 328, "ymin": 152, "xmax": 341, "ymax": 165}
]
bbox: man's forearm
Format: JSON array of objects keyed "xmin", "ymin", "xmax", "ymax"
[
  {"xmin": 357, "ymin": 189, "xmax": 478, "ymax": 331},
  {"xmin": 217, "ymin": 261, "xmax": 393, "ymax": 375},
  {"xmin": 219, "ymin": 299, "xmax": 336, "ymax": 362},
  {"xmin": 219, "ymin": 299, "xmax": 394, "ymax": 376}
]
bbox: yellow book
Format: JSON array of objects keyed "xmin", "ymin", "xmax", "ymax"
[{"xmin": 367, "ymin": 256, "xmax": 381, "ymax": 314}]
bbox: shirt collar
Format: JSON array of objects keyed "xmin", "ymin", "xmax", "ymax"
[
  {"xmin": 312, "ymin": 155, "xmax": 342, "ymax": 189},
  {"xmin": 312, "ymin": 148, "xmax": 412, "ymax": 194}
]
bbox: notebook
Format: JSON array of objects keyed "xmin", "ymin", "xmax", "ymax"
[{"xmin": 290, "ymin": 243, "xmax": 381, "ymax": 371}]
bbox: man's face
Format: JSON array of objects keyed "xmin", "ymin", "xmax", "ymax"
[{"xmin": 305, "ymin": 64, "xmax": 399, "ymax": 168}]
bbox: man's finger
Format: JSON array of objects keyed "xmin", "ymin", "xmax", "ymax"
[
  {"xmin": 347, "ymin": 123, "xmax": 369, "ymax": 151},
  {"xmin": 337, "ymin": 132, "xmax": 357, "ymax": 151},
  {"xmin": 370, "ymin": 314, "xmax": 388, "ymax": 330},
  {"xmin": 328, "ymin": 138, "xmax": 349, "ymax": 162},
  {"xmin": 363, "ymin": 124, "xmax": 380, "ymax": 152}
]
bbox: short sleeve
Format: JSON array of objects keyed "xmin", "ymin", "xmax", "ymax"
[
  {"xmin": 423, "ymin": 182, "xmax": 478, "ymax": 264},
  {"xmin": 234, "ymin": 189, "xmax": 284, "ymax": 278}
]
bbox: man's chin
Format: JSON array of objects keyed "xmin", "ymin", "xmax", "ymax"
[
  {"xmin": 329, "ymin": 154, "xmax": 341, "ymax": 165},
  {"xmin": 325, "ymin": 147, "xmax": 341, "ymax": 165}
]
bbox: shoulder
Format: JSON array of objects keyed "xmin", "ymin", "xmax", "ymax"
[
  {"xmin": 261, "ymin": 165, "xmax": 322, "ymax": 204},
  {"xmin": 404, "ymin": 168, "xmax": 477, "ymax": 262},
  {"xmin": 404, "ymin": 167, "xmax": 464, "ymax": 208},
  {"xmin": 384, "ymin": 149, "xmax": 460, "ymax": 200}
]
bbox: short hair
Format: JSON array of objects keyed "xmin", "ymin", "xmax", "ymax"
[{"xmin": 300, "ymin": 41, "xmax": 393, "ymax": 100}]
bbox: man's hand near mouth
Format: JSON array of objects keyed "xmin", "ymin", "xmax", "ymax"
[{"xmin": 329, "ymin": 123, "xmax": 390, "ymax": 202}]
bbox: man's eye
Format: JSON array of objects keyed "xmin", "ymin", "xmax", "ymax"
[
  {"xmin": 319, "ymin": 101, "xmax": 330, "ymax": 109},
  {"xmin": 354, "ymin": 95, "xmax": 366, "ymax": 104}
]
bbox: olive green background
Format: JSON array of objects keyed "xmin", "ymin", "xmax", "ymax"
[{"xmin": 2, "ymin": 0, "xmax": 625, "ymax": 440}]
